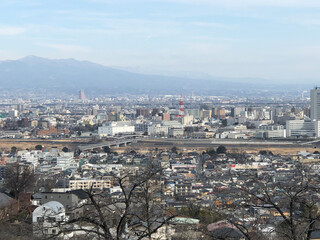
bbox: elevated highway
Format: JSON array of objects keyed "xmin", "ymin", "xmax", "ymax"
[{"xmin": 78, "ymin": 136, "xmax": 143, "ymax": 151}]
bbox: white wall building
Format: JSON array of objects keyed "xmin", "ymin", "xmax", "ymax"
[
  {"xmin": 69, "ymin": 178, "xmax": 113, "ymax": 190},
  {"xmin": 98, "ymin": 121, "xmax": 135, "ymax": 136},
  {"xmin": 148, "ymin": 121, "xmax": 183, "ymax": 137},
  {"xmin": 286, "ymin": 120, "xmax": 320, "ymax": 138},
  {"xmin": 254, "ymin": 125, "xmax": 286, "ymax": 139},
  {"xmin": 33, "ymin": 201, "xmax": 66, "ymax": 236}
]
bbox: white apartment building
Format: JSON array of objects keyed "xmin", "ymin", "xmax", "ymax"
[
  {"xmin": 98, "ymin": 121, "xmax": 135, "ymax": 136},
  {"xmin": 148, "ymin": 124, "xmax": 168, "ymax": 136},
  {"xmin": 148, "ymin": 121, "xmax": 183, "ymax": 137},
  {"xmin": 69, "ymin": 178, "xmax": 113, "ymax": 190},
  {"xmin": 18, "ymin": 150, "xmax": 61, "ymax": 166},
  {"xmin": 254, "ymin": 125, "xmax": 286, "ymax": 139},
  {"xmin": 286, "ymin": 120, "xmax": 320, "ymax": 138}
]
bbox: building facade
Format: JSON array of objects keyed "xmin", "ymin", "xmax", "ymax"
[
  {"xmin": 311, "ymin": 87, "xmax": 320, "ymax": 120},
  {"xmin": 98, "ymin": 122, "xmax": 135, "ymax": 136},
  {"xmin": 69, "ymin": 178, "xmax": 113, "ymax": 190},
  {"xmin": 286, "ymin": 120, "xmax": 320, "ymax": 138}
]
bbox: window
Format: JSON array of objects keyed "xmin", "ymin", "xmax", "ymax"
[
  {"xmin": 37, "ymin": 217, "xmax": 44, "ymax": 222},
  {"xmin": 45, "ymin": 196, "xmax": 47, "ymax": 199},
  {"xmin": 47, "ymin": 217, "xmax": 56, "ymax": 222}
]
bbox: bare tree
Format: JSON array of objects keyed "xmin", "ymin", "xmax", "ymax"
[
  {"xmin": 43, "ymin": 164, "xmax": 176, "ymax": 240},
  {"xmin": 4, "ymin": 162, "xmax": 36, "ymax": 199},
  {"xmin": 129, "ymin": 175, "xmax": 175, "ymax": 240},
  {"xmin": 220, "ymin": 164, "xmax": 320, "ymax": 240}
]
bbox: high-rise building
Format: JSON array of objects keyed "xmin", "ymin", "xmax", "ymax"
[
  {"xmin": 310, "ymin": 87, "xmax": 320, "ymax": 120},
  {"xmin": 79, "ymin": 89, "xmax": 86, "ymax": 100},
  {"xmin": 212, "ymin": 108, "xmax": 226, "ymax": 119},
  {"xmin": 231, "ymin": 107, "xmax": 245, "ymax": 117},
  {"xmin": 136, "ymin": 108, "xmax": 151, "ymax": 118}
]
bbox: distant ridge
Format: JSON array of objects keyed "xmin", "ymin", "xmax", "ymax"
[{"xmin": 0, "ymin": 56, "xmax": 298, "ymax": 94}]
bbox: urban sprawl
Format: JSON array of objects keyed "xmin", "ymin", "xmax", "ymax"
[{"xmin": 1, "ymin": 88, "xmax": 320, "ymax": 240}]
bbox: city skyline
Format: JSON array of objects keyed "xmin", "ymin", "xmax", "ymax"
[{"xmin": 1, "ymin": 0, "xmax": 320, "ymax": 82}]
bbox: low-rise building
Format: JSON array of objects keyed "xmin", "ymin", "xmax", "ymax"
[
  {"xmin": 98, "ymin": 121, "xmax": 134, "ymax": 136},
  {"xmin": 286, "ymin": 120, "xmax": 320, "ymax": 138},
  {"xmin": 69, "ymin": 178, "xmax": 113, "ymax": 190}
]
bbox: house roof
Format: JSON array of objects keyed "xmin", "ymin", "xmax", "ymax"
[
  {"xmin": 0, "ymin": 192, "xmax": 15, "ymax": 208},
  {"xmin": 311, "ymin": 230, "xmax": 320, "ymax": 239},
  {"xmin": 69, "ymin": 189, "xmax": 89, "ymax": 199},
  {"xmin": 211, "ymin": 227, "xmax": 244, "ymax": 239},
  {"xmin": 43, "ymin": 201, "xmax": 65, "ymax": 213}
]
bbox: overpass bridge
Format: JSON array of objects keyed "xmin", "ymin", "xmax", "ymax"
[
  {"xmin": 78, "ymin": 136, "xmax": 143, "ymax": 151},
  {"xmin": 300, "ymin": 139, "xmax": 320, "ymax": 145}
]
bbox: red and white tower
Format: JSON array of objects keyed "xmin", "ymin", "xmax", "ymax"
[
  {"xmin": 79, "ymin": 89, "xmax": 86, "ymax": 100},
  {"xmin": 177, "ymin": 94, "xmax": 184, "ymax": 117}
]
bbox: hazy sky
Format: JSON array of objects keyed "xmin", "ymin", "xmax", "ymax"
[{"xmin": 1, "ymin": 0, "xmax": 320, "ymax": 81}]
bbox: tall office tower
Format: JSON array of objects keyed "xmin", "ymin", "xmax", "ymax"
[
  {"xmin": 310, "ymin": 87, "xmax": 320, "ymax": 120},
  {"xmin": 79, "ymin": 89, "xmax": 86, "ymax": 100}
]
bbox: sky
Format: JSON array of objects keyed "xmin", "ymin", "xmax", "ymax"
[{"xmin": 1, "ymin": 0, "xmax": 320, "ymax": 82}]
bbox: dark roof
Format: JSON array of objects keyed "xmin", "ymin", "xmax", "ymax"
[
  {"xmin": 211, "ymin": 227, "xmax": 244, "ymax": 239},
  {"xmin": 311, "ymin": 230, "xmax": 320, "ymax": 239},
  {"xmin": 41, "ymin": 190, "xmax": 89, "ymax": 199},
  {"xmin": 69, "ymin": 189, "xmax": 89, "ymax": 199},
  {"xmin": 0, "ymin": 192, "xmax": 15, "ymax": 208}
]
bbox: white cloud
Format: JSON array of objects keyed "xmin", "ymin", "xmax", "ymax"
[{"xmin": 0, "ymin": 26, "xmax": 26, "ymax": 35}]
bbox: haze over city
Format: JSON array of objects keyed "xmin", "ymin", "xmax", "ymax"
[
  {"xmin": 1, "ymin": 0, "xmax": 320, "ymax": 83},
  {"xmin": 2, "ymin": 1, "xmax": 320, "ymax": 240}
]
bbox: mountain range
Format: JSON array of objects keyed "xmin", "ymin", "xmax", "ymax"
[{"xmin": 0, "ymin": 56, "xmax": 308, "ymax": 95}]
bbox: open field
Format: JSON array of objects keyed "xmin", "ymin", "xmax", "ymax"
[
  {"xmin": 128, "ymin": 139, "xmax": 318, "ymax": 155},
  {"xmin": 0, "ymin": 138, "xmax": 317, "ymax": 156},
  {"xmin": 125, "ymin": 145, "xmax": 316, "ymax": 155},
  {"xmin": 0, "ymin": 139, "xmax": 89, "ymax": 152}
]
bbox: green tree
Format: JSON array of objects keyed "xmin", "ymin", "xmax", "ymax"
[
  {"xmin": 62, "ymin": 147, "xmax": 69, "ymax": 153},
  {"xmin": 103, "ymin": 146, "xmax": 111, "ymax": 153},
  {"xmin": 216, "ymin": 145, "xmax": 227, "ymax": 154},
  {"xmin": 11, "ymin": 146, "xmax": 17, "ymax": 154},
  {"xmin": 171, "ymin": 146, "xmax": 178, "ymax": 153},
  {"xmin": 89, "ymin": 157, "xmax": 98, "ymax": 164},
  {"xmin": 35, "ymin": 145, "xmax": 43, "ymax": 150},
  {"xmin": 259, "ymin": 150, "xmax": 268, "ymax": 155},
  {"xmin": 259, "ymin": 150, "xmax": 273, "ymax": 155},
  {"xmin": 206, "ymin": 148, "xmax": 216, "ymax": 156},
  {"xmin": 222, "ymin": 119, "xmax": 228, "ymax": 127},
  {"xmin": 129, "ymin": 150, "xmax": 137, "ymax": 155}
]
